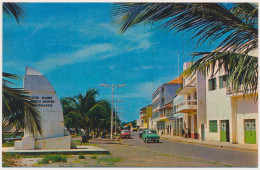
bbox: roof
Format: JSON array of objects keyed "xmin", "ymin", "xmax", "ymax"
[{"xmin": 168, "ymin": 76, "xmax": 183, "ymax": 84}]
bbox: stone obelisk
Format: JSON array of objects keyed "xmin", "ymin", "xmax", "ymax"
[{"xmin": 14, "ymin": 67, "xmax": 71, "ymax": 150}]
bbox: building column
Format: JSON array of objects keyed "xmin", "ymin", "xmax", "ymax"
[{"xmin": 231, "ymin": 98, "xmax": 238, "ymax": 144}]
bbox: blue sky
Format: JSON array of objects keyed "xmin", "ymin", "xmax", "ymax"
[{"xmin": 3, "ymin": 3, "xmax": 218, "ymax": 122}]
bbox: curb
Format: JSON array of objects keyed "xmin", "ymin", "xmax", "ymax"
[{"xmin": 161, "ymin": 136, "xmax": 258, "ymax": 152}]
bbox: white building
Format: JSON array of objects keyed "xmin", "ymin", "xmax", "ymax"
[
  {"xmin": 152, "ymin": 77, "xmax": 182, "ymax": 134},
  {"xmin": 205, "ymin": 51, "xmax": 258, "ymax": 144},
  {"xmin": 175, "ymin": 62, "xmax": 207, "ymax": 140}
]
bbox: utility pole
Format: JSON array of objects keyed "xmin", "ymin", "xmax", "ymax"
[{"xmin": 100, "ymin": 84, "xmax": 126, "ymax": 139}]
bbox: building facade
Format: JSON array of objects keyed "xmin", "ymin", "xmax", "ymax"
[
  {"xmin": 152, "ymin": 77, "xmax": 182, "ymax": 134},
  {"xmin": 205, "ymin": 62, "xmax": 258, "ymax": 144},
  {"xmin": 175, "ymin": 62, "xmax": 207, "ymax": 140},
  {"xmin": 139, "ymin": 104, "xmax": 152, "ymax": 129}
]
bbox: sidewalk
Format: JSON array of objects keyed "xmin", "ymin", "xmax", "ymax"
[{"xmin": 160, "ymin": 134, "xmax": 258, "ymax": 152}]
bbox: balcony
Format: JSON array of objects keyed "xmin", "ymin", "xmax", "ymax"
[
  {"xmin": 177, "ymin": 86, "xmax": 196, "ymax": 95},
  {"xmin": 175, "ymin": 100, "xmax": 197, "ymax": 113},
  {"xmin": 226, "ymin": 86, "xmax": 244, "ymax": 96}
]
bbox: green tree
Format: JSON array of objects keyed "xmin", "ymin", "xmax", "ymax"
[
  {"xmin": 61, "ymin": 98, "xmax": 82, "ymax": 135},
  {"xmin": 112, "ymin": 3, "xmax": 258, "ymax": 99},
  {"xmin": 61, "ymin": 89, "xmax": 111, "ymax": 141},
  {"xmin": 3, "ymin": 3, "xmax": 43, "ymax": 137}
]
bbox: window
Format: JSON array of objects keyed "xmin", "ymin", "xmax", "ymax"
[
  {"xmin": 209, "ymin": 120, "xmax": 218, "ymax": 132},
  {"xmin": 208, "ymin": 78, "xmax": 217, "ymax": 91},
  {"xmin": 219, "ymin": 75, "xmax": 228, "ymax": 89}
]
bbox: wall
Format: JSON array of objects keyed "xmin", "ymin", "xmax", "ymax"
[
  {"xmin": 206, "ymin": 68, "xmax": 233, "ymax": 142},
  {"xmin": 196, "ymin": 71, "xmax": 207, "ymax": 140}
]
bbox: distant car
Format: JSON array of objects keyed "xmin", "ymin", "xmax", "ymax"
[
  {"xmin": 133, "ymin": 128, "xmax": 138, "ymax": 132},
  {"xmin": 138, "ymin": 128, "xmax": 147, "ymax": 138},
  {"xmin": 142, "ymin": 129, "xmax": 160, "ymax": 143},
  {"xmin": 120, "ymin": 130, "xmax": 131, "ymax": 139}
]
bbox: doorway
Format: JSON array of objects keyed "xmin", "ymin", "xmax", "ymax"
[
  {"xmin": 245, "ymin": 119, "xmax": 256, "ymax": 144},
  {"xmin": 201, "ymin": 124, "xmax": 205, "ymax": 141},
  {"xmin": 221, "ymin": 120, "xmax": 230, "ymax": 142}
]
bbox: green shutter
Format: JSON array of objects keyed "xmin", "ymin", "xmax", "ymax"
[
  {"xmin": 209, "ymin": 120, "xmax": 217, "ymax": 133},
  {"xmin": 214, "ymin": 78, "xmax": 217, "ymax": 90},
  {"xmin": 219, "ymin": 76, "xmax": 223, "ymax": 89},
  {"xmin": 209, "ymin": 79, "xmax": 212, "ymax": 91}
]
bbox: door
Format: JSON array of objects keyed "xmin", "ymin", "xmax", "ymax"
[
  {"xmin": 245, "ymin": 119, "xmax": 256, "ymax": 144},
  {"xmin": 201, "ymin": 124, "xmax": 205, "ymax": 141},
  {"xmin": 176, "ymin": 120, "xmax": 179, "ymax": 136},
  {"xmin": 221, "ymin": 120, "xmax": 230, "ymax": 142},
  {"xmin": 179, "ymin": 118, "xmax": 183, "ymax": 137}
]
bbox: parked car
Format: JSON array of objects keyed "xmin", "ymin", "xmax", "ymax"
[
  {"xmin": 120, "ymin": 130, "xmax": 131, "ymax": 139},
  {"xmin": 138, "ymin": 128, "xmax": 147, "ymax": 138},
  {"xmin": 142, "ymin": 129, "xmax": 160, "ymax": 143}
]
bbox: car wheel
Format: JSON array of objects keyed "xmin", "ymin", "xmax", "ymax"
[{"xmin": 143, "ymin": 139, "xmax": 146, "ymax": 143}]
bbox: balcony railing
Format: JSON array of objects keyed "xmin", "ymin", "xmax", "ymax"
[
  {"xmin": 160, "ymin": 114, "xmax": 166, "ymax": 118},
  {"xmin": 175, "ymin": 100, "xmax": 197, "ymax": 113},
  {"xmin": 226, "ymin": 86, "xmax": 244, "ymax": 95}
]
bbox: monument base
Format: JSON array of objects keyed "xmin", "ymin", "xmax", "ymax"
[
  {"xmin": 14, "ymin": 137, "xmax": 35, "ymax": 150},
  {"xmin": 14, "ymin": 136, "xmax": 73, "ymax": 150}
]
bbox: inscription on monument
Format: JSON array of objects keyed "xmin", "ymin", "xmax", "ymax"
[{"xmin": 31, "ymin": 96, "xmax": 55, "ymax": 107}]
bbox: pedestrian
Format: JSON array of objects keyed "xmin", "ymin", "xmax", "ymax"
[
  {"xmin": 118, "ymin": 134, "xmax": 122, "ymax": 142},
  {"xmin": 81, "ymin": 128, "xmax": 87, "ymax": 145}
]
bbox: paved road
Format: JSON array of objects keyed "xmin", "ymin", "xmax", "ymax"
[{"xmin": 122, "ymin": 132, "xmax": 257, "ymax": 167}]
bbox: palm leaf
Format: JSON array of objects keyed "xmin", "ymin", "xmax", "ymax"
[
  {"xmin": 182, "ymin": 51, "xmax": 258, "ymax": 100},
  {"xmin": 3, "ymin": 3, "xmax": 24, "ymax": 24},
  {"xmin": 3, "ymin": 84, "xmax": 43, "ymax": 136}
]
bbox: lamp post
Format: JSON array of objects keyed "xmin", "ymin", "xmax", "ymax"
[{"xmin": 100, "ymin": 84, "xmax": 126, "ymax": 139}]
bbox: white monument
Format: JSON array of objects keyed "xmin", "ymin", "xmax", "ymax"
[{"xmin": 14, "ymin": 67, "xmax": 72, "ymax": 150}]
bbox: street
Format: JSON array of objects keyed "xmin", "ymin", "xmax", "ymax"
[{"xmin": 93, "ymin": 131, "xmax": 257, "ymax": 167}]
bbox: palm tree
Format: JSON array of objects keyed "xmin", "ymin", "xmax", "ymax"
[
  {"xmin": 61, "ymin": 98, "xmax": 82, "ymax": 135},
  {"xmin": 62, "ymin": 89, "xmax": 111, "ymax": 141},
  {"xmin": 3, "ymin": 3, "xmax": 43, "ymax": 137},
  {"xmin": 111, "ymin": 3, "xmax": 258, "ymax": 99}
]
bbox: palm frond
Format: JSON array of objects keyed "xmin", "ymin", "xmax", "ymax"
[
  {"xmin": 112, "ymin": 3, "xmax": 257, "ymax": 54},
  {"xmin": 182, "ymin": 51, "xmax": 258, "ymax": 100},
  {"xmin": 3, "ymin": 3, "xmax": 24, "ymax": 24},
  {"xmin": 2, "ymin": 84, "xmax": 43, "ymax": 136}
]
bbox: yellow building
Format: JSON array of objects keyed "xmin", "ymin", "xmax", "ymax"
[{"xmin": 139, "ymin": 104, "xmax": 152, "ymax": 129}]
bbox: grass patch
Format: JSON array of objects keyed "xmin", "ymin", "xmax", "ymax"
[
  {"xmin": 73, "ymin": 140, "xmax": 98, "ymax": 147},
  {"xmin": 224, "ymin": 164, "xmax": 232, "ymax": 167},
  {"xmin": 97, "ymin": 157, "xmax": 122, "ymax": 166},
  {"xmin": 2, "ymin": 152, "xmax": 19, "ymax": 167},
  {"xmin": 71, "ymin": 134, "xmax": 82, "ymax": 138},
  {"xmin": 38, "ymin": 155, "xmax": 67, "ymax": 164},
  {"xmin": 2, "ymin": 141, "xmax": 15, "ymax": 147},
  {"xmin": 79, "ymin": 155, "xmax": 86, "ymax": 159}
]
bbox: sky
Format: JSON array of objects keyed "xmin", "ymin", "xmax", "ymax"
[{"xmin": 3, "ymin": 3, "xmax": 218, "ymax": 122}]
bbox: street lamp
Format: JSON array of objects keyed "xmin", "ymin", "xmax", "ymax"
[{"xmin": 100, "ymin": 84, "xmax": 126, "ymax": 139}]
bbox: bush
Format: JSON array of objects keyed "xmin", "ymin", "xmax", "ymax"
[
  {"xmin": 38, "ymin": 155, "xmax": 67, "ymax": 164},
  {"xmin": 78, "ymin": 155, "xmax": 85, "ymax": 159},
  {"xmin": 90, "ymin": 155, "xmax": 98, "ymax": 159}
]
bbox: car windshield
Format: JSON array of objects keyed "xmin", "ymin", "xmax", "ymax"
[
  {"xmin": 147, "ymin": 130, "xmax": 157, "ymax": 134},
  {"xmin": 122, "ymin": 130, "xmax": 129, "ymax": 133}
]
